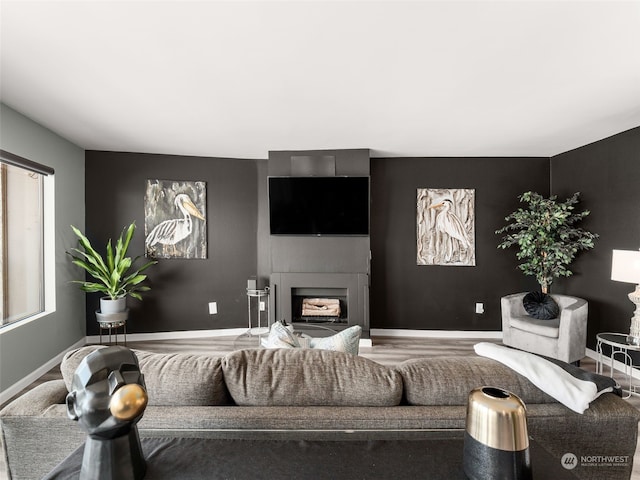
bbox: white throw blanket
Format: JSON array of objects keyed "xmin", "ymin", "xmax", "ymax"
[{"xmin": 474, "ymin": 342, "xmax": 615, "ymax": 414}]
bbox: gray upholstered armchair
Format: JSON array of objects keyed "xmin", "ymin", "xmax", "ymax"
[{"xmin": 501, "ymin": 292, "xmax": 588, "ymax": 364}]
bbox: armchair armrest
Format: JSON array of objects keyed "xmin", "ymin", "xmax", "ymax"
[
  {"xmin": 501, "ymin": 293, "xmax": 527, "ymax": 341},
  {"xmin": 0, "ymin": 379, "xmax": 67, "ymax": 417},
  {"xmin": 501, "ymin": 293, "xmax": 526, "ymax": 316},
  {"xmin": 554, "ymin": 295, "xmax": 588, "ymax": 337},
  {"xmin": 554, "ymin": 294, "xmax": 588, "ymax": 314},
  {"xmin": 1, "ymin": 380, "xmax": 84, "ymax": 480},
  {"xmin": 553, "ymin": 295, "xmax": 588, "ymax": 362}
]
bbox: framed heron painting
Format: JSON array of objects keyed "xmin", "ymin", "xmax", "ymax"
[
  {"xmin": 417, "ymin": 188, "xmax": 475, "ymax": 266},
  {"xmin": 144, "ymin": 179, "xmax": 207, "ymax": 259}
]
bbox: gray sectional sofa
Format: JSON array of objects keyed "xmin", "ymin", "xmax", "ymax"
[{"xmin": 1, "ymin": 345, "xmax": 639, "ymax": 480}]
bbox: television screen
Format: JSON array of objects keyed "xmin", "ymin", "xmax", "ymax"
[{"xmin": 268, "ymin": 176, "xmax": 369, "ymax": 236}]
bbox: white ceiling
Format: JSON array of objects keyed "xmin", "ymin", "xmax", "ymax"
[{"xmin": 2, "ymin": 1, "xmax": 640, "ymax": 159}]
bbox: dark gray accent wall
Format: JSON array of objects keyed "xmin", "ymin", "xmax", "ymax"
[
  {"xmin": 369, "ymin": 157, "xmax": 550, "ymax": 330},
  {"xmin": 551, "ymin": 127, "xmax": 640, "ymax": 350},
  {"xmin": 85, "ymin": 131, "xmax": 638, "ymax": 338},
  {"xmin": 85, "ymin": 151, "xmax": 258, "ymax": 334}
]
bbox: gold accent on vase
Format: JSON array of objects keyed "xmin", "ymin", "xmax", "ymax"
[
  {"xmin": 466, "ymin": 386, "xmax": 529, "ymax": 452},
  {"xmin": 109, "ymin": 384, "xmax": 148, "ymax": 421}
]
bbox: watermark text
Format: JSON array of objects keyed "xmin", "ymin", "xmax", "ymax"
[{"xmin": 561, "ymin": 452, "xmax": 630, "ymax": 470}]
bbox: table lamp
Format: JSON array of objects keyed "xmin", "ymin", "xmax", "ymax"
[{"xmin": 611, "ymin": 249, "xmax": 640, "ymax": 345}]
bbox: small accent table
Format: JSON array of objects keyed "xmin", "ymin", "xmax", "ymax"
[
  {"xmin": 596, "ymin": 332, "xmax": 640, "ymax": 398},
  {"xmin": 246, "ymin": 287, "xmax": 270, "ymax": 336}
]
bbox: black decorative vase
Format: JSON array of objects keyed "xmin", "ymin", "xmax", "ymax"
[
  {"xmin": 66, "ymin": 347, "xmax": 148, "ymax": 480},
  {"xmin": 80, "ymin": 427, "xmax": 146, "ymax": 480},
  {"xmin": 463, "ymin": 387, "xmax": 532, "ymax": 480}
]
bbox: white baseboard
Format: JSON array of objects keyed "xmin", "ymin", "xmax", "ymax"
[
  {"xmin": 0, "ymin": 338, "xmax": 85, "ymax": 405},
  {"xmin": 369, "ymin": 328, "xmax": 503, "ymax": 339},
  {"xmin": 585, "ymin": 347, "xmax": 598, "ymax": 361}
]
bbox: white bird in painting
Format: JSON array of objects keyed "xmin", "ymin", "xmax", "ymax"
[
  {"xmin": 429, "ymin": 198, "xmax": 470, "ymax": 249},
  {"xmin": 145, "ymin": 194, "xmax": 205, "ymax": 248}
]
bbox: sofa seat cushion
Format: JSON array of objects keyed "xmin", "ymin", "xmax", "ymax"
[
  {"xmin": 509, "ymin": 316, "xmax": 560, "ymax": 338},
  {"xmin": 61, "ymin": 345, "xmax": 233, "ymax": 406},
  {"xmin": 135, "ymin": 405, "xmax": 468, "ymax": 431},
  {"xmin": 222, "ymin": 349, "xmax": 403, "ymax": 407},
  {"xmin": 396, "ymin": 356, "xmax": 556, "ymax": 406}
]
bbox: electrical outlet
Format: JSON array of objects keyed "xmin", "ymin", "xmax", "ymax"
[
  {"xmin": 475, "ymin": 303, "xmax": 484, "ymax": 314},
  {"xmin": 208, "ymin": 302, "xmax": 218, "ymax": 315},
  {"xmin": 259, "ymin": 301, "xmax": 266, "ymax": 311}
]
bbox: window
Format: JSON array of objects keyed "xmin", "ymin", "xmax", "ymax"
[{"xmin": 0, "ymin": 150, "xmax": 54, "ymax": 326}]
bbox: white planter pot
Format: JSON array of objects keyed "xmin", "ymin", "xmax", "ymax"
[
  {"xmin": 100, "ymin": 297, "xmax": 127, "ymax": 314},
  {"xmin": 96, "ymin": 309, "xmax": 129, "ymax": 325}
]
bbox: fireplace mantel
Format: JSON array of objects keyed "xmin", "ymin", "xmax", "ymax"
[{"xmin": 269, "ymin": 272, "xmax": 370, "ymax": 339}]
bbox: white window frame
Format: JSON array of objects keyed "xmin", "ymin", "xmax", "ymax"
[{"xmin": 0, "ymin": 150, "xmax": 55, "ymax": 332}]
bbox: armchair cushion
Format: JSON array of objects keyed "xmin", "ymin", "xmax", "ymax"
[
  {"xmin": 509, "ymin": 316, "xmax": 560, "ymax": 338},
  {"xmin": 523, "ymin": 291, "xmax": 560, "ymax": 320}
]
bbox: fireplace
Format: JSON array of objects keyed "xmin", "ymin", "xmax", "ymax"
[
  {"xmin": 293, "ymin": 292, "xmax": 348, "ymax": 323},
  {"xmin": 270, "ymin": 272, "xmax": 369, "ymax": 338}
]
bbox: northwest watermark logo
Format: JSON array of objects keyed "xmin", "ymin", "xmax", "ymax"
[
  {"xmin": 561, "ymin": 453, "xmax": 578, "ymax": 470},
  {"xmin": 562, "ymin": 452, "xmax": 630, "ymax": 469}
]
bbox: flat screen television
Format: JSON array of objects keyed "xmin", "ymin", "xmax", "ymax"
[{"xmin": 268, "ymin": 176, "xmax": 369, "ymax": 236}]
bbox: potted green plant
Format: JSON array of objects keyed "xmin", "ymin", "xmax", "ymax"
[
  {"xmin": 68, "ymin": 222, "xmax": 157, "ymax": 314},
  {"xmin": 495, "ymin": 191, "xmax": 598, "ymax": 294}
]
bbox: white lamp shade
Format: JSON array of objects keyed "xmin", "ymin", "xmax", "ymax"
[{"xmin": 611, "ymin": 250, "xmax": 640, "ymax": 284}]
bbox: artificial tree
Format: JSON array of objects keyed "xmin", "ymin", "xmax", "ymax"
[{"xmin": 496, "ymin": 191, "xmax": 598, "ymax": 294}]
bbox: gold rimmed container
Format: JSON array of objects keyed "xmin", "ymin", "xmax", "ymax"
[{"xmin": 463, "ymin": 386, "xmax": 531, "ymax": 480}]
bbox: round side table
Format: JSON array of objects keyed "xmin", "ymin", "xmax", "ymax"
[
  {"xmin": 246, "ymin": 287, "xmax": 270, "ymax": 336},
  {"xmin": 596, "ymin": 332, "xmax": 640, "ymax": 398}
]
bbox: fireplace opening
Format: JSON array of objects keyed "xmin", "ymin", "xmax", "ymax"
[{"xmin": 291, "ymin": 288, "xmax": 348, "ymax": 324}]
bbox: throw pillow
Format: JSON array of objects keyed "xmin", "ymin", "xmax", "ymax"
[
  {"xmin": 309, "ymin": 325, "xmax": 362, "ymax": 355},
  {"xmin": 261, "ymin": 321, "xmax": 300, "ymax": 349},
  {"xmin": 523, "ymin": 291, "xmax": 559, "ymax": 320}
]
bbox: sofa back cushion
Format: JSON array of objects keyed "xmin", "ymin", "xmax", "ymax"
[
  {"xmin": 61, "ymin": 345, "xmax": 232, "ymax": 406},
  {"xmin": 396, "ymin": 356, "xmax": 556, "ymax": 406},
  {"xmin": 222, "ymin": 348, "xmax": 403, "ymax": 407}
]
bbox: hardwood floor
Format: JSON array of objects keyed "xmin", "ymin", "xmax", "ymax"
[{"xmin": 2, "ymin": 335, "xmax": 640, "ymax": 479}]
